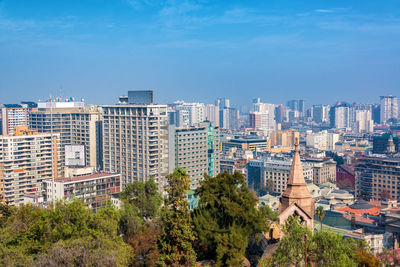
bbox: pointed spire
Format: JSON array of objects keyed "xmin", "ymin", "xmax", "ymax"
[{"xmin": 281, "ymin": 137, "xmax": 312, "ymax": 198}]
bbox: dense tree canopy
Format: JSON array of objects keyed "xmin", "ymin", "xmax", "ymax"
[
  {"xmin": 0, "ymin": 201, "xmax": 132, "ymax": 266},
  {"xmin": 263, "ymin": 216, "xmax": 380, "ymax": 267},
  {"xmin": 192, "ymin": 171, "xmax": 268, "ymax": 266},
  {"xmin": 0, "ymin": 170, "xmax": 382, "ymax": 266},
  {"xmin": 157, "ymin": 168, "xmax": 197, "ymax": 266}
]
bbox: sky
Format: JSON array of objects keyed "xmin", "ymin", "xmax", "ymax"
[{"xmin": 0, "ymin": 0, "xmax": 399, "ymax": 107}]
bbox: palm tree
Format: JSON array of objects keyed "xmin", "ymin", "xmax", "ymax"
[{"xmin": 316, "ymin": 206, "xmax": 325, "ymax": 231}]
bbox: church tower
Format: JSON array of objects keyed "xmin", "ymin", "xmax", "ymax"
[{"xmin": 278, "ymin": 138, "xmax": 315, "ymax": 227}]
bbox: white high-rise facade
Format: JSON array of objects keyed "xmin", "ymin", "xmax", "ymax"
[
  {"xmin": 249, "ymin": 99, "xmax": 276, "ymax": 135},
  {"xmin": 102, "ymin": 92, "xmax": 169, "ymax": 188},
  {"xmin": 334, "ymin": 106, "xmax": 350, "ymax": 129},
  {"xmin": 174, "ymin": 101, "xmax": 206, "ymax": 127},
  {"xmin": 380, "ymin": 95, "xmax": 398, "ymax": 124},
  {"xmin": 353, "ymin": 110, "xmax": 374, "ymax": 133},
  {"xmin": 205, "ymin": 104, "xmax": 219, "ymax": 127},
  {"xmin": 1, "ymin": 105, "xmax": 29, "ymax": 135},
  {"xmin": 306, "ymin": 130, "xmax": 339, "ymax": 151}
]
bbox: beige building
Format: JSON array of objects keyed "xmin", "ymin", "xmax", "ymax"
[
  {"xmin": 0, "ymin": 126, "xmax": 60, "ymax": 206},
  {"xmin": 102, "ymin": 98, "xmax": 169, "ymax": 188},
  {"xmin": 43, "ymin": 172, "xmax": 121, "ymax": 213},
  {"xmin": 168, "ymin": 122, "xmax": 220, "ymax": 189},
  {"xmin": 303, "ymin": 157, "xmax": 336, "ymax": 185},
  {"xmin": 355, "ymin": 156, "xmax": 400, "ymax": 201},
  {"xmin": 29, "ymin": 101, "xmax": 103, "ymax": 169},
  {"xmin": 269, "ymin": 129, "xmax": 299, "ymax": 147},
  {"xmin": 265, "ymin": 158, "xmax": 313, "ymax": 194}
]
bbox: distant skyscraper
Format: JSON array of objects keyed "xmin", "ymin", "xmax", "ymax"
[
  {"xmin": 372, "ymin": 104, "xmax": 381, "ymax": 124},
  {"xmin": 249, "ymin": 99, "xmax": 276, "ymax": 135},
  {"xmin": 330, "ymin": 103, "xmax": 351, "ymax": 129},
  {"xmin": 174, "ymin": 101, "xmax": 206, "ymax": 127},
  {"xmin": 216, "ymin": 97, "xmax": 230, "ymax": 109},
  {"xmin": 312, "ymin": 105, "xmax": 330, "ymax": 124},
  {"xmin": 205, "ymin": 104, "xmax": 219, "ymax": 127},
  {"xmin": 287, "ymin": 99, "xmax": 306, "ymax": 118},
  {"xmin": 380, "ymin": 95, "xmax": 398, "ymax": 123},
  {"xmin": 352, "ymin": 110, "xmax": 374, "ymax": 133},
  {"xmin": 102, "ymin": 91, "xmax": 168, "ymax": 188},
  {"xmin": 220, "ymin": 107, "xmax": 239, "ymax": 130},
  {"xmin": 274, "ymin": 104, "xmax": 284, "ymax": 123},
  {"xmin": 1, "ymin": 104, "xmax": 30, "ymax": 135}
]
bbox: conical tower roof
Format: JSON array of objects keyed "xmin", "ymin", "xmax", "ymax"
[
  {"xmin": 281, "ymin": 138, "xmax": 313, "ymax": 199},
  {"xmin": 279, "ymin": 138, "xmax": 315, "ymax": 221}
]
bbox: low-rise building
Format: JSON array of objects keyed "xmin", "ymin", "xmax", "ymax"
[
  {"xmin": 43, "ymin": 172, "xmax": 122, "ymax": 213},
  {"xmin": 344, "ymin": 229, "xmax": 384, "ymax": 255},
  {"xmin": 302, "ymin": 157, "xmax": 336, "ymax": 185}
]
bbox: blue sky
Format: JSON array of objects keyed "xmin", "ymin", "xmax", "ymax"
[{"xmin": 0, "ymin": 0, "xmax": 399, "ymax": 107}]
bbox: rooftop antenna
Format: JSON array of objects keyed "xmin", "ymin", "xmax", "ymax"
[
  {"xmin": 59, "ymin": 86, "xmax": 63, "ymax": 101},
  {"xmin": 50, "ymin": 93, "xmax": 55, "ymax": 209}
]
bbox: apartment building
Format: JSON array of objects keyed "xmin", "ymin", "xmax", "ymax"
[
  {"xmin": 102, "ymin": 91, "xmax": 169, "ymax": 188},
  {"xmin": 0, "ymin": 126, "xmax": 60, "ymax": 206},
  {"xmin": 1, "ymin": 104, "xmax": 30, "ymax": 135},
  {"xmin": 306, "ymin": 130, "xmax": 339, "ymax": 151},
  {"xmin": 264, "ymin": 158, "xmax": 313, "ymax": 194},
  {"xmin": 43, "ymin": 172, "xmax": 121, "ymax": 212},
  {"xmin": 29, "ymin": 100, "xmax": 103, "ymax": 169},
  {"xmin": 168, "ymin": 122, "xmax": 220, "ymax": 189},
  {"xmin": 302, "ymin": 157, "xmax": 336, "ymax": 185},
  {"xmin": 380, "ymin": 95, "xmax": 398, "ymax": 124},
  {"xmin": 355, "ymin": 156, "xmax": 400, "ymax": 201}
]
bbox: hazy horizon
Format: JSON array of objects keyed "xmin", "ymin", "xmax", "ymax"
[{"xmin": 1, "ymin": 0, "xmax": 399, "ymax": 107}]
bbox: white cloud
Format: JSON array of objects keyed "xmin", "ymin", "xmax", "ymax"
[{"xmin": 314, "ymin": 9, "xmax": 333, "ymax": 13}]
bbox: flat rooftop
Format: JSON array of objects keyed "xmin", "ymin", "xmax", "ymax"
[{"xmin": 54, "ymin": 172, "xmax": 120, "ymax": 183}]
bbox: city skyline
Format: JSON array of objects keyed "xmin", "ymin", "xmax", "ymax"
[{"xmin": 1, "ymin": 0, "xmax": 399, "ymax": 105}]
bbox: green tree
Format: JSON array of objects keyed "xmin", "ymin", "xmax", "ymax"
[
  {"xmin": 157, "ymin": 168, "xmax": 196, "ymax": 266},
  {"xmin": 264, "ymin": 217, "xmax": 380, "ymax": 267},
  {"xmin": 120, "ymin": 178, "xmax": 163, "ymax": 220},
  {"xmin": 326, "ymin": 151, "xmax": 344, "ymax": 165},
  {"xmin": 192, "ymin": 171, "xmax": 268, "ymax": 266},
  {"xmin": 0, "ymin": 200, "xmax": 133, "ymax": 266},
  {"xmin": 311, "ymin": 231, "xmax": 356, "ymax": 266},
  {"xmin": 267, "ymin": 216, "xmax": 312, "ymax": 266},
  {"xmin": 316, "ymin": 206, "xmax": 325, "ymax": 231},
  {"xmin": 259, "ymin": 179, "xmax": 275, "ymax": 196}
]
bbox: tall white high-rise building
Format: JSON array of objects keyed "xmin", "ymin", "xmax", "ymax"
[
  {"xmin": 330, "ymin": 105, "xmax": 350, "ymax": 130},
  {"xmin": 205, "ymin": 104, "xmax": 219, "ymax": 127},
  {"xmin": 353, "ymin": 110, "xmax": 374, "ymax": 133},
  {"xmin": 1, "ymin": 104, "xmax": 30, "ymax": 135},
  {"xmin": 380, "ymin": 95, "xmax": 398, "ymax": 124},
  {"xmin": 306, "ymin": 130, "xmax": 339, "ymax": 151},
  {"xmin": 102, "ymin": 91, "xmax": 169, "ymax": 188},
  {"xmin": 249, "ymin": 99, "xmax": 276, "ymax": 135},
  {"xmin": 174, "ymin": 101, "xmax": 206, "ymax": 127}
]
